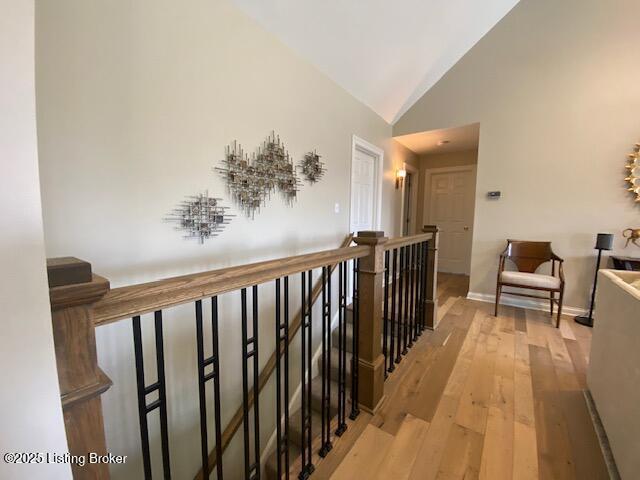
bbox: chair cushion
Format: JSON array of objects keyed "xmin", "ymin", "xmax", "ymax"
[{"xmin": 501, "ymin": 271, "xmax": 561, "ymax": 289}]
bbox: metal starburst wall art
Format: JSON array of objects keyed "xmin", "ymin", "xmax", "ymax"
[
  {"xmin": 165, "ymin": 191, "xmax": 233, "ymax": 243},
  {"xmin": 299, "ymin": 150, "xmax": 325, "ymax": 184},
  {"xmin": 626, "ymin": 142, "xmax": 640, "ymax": 203},
  {"xmin": 215, "ymin": 132, "xmax": 301, "ymax": 218}
]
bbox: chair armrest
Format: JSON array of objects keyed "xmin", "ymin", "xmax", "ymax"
[
  {"xmin": 497, "ymin": 253, "xmax": 507, "ymax": 275},
  {"xmin": 558, "ymin": 261, "xmax": 565, "ymax": 283}
]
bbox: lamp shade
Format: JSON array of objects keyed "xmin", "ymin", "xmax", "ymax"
[{"xmin": 595, "ymin": 233, "xmax": 614, "ymax": 251}]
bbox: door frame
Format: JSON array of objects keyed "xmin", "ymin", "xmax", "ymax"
[
  {"xmin": 349, "ymin": 135, "xmax": 384, "ymax": 233},
  {"xmin": 399, "ymin": 162, "xmax": 419, "ymax": 235},
  {"xmin": 423, "ymin": 164, "xmax": 477, "ymax": 274}
]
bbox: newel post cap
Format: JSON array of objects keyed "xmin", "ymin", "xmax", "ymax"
[
  {"xmin": 422, "ymin": 225, "xmax": 439, "ymax": 233},
  {"xmin": 47, "ymin": 257, "xmax": 110, "ymax": 310},
  {"xmin": 354, "ymin": 230, "xmax": 388, "ymax": 246}
]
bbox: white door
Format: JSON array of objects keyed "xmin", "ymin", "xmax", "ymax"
[
  {"xmin": 350, "ymin": 147, "xmax": 376, "ymax": 233},
  {"xmin": 425, "ymin": 168, "xmax": 475, "ymax": 274}
]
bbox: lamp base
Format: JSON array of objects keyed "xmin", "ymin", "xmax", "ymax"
[{"xmin": 574, "ymin": 315, "xmax": 594, "ymax": 327}]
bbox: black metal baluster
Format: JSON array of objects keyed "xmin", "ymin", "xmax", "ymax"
[
  {"xmin": 320, "ymin": 267, "xmax": 327, "ymax": 457},
  {"xmin": 275, "ymin": 279, "xmax": 290, "ymax": 480},
  {"xmin": 155, "ymin": 312, "xmax": 171, "ymax": 479},
  {"xmin": 421, "ymin": 241, "xmax": 429, "ymax": 331},
  {"xmin": 389, "ymin": 249, "xmax": 397, "ymax": 373},
  {"xmin": 305, "ymin": 271, "xmax": 314, "ymax": 475},
  {"xmin": 299, "ymin": 271, "xmax": 314, "ymax": 479},
  {"xmin": 132, "ymin": 312, "xmax": 172, "ymax": 480},
  {"xmin": 196, "ymin": 298, "xmax": 223, "ymax": 480},
  {"xmin": 402, "ymin": 245, "xmax": 410, "ymax": 355},
  {"xmin": 196, "ymin": 304, "xmax": 208, "ymax": 479},
  {"xmin": 410, "ymin": 244, "xmax": 417, "ymax": 345},
  {"xmin": 396, "ymin": 247, "xmax": 404, "ymax": 363},
  {"xmin": 299, "ymin": 272, "xmax": 307, "ymax": 480},
  {"xmin": 284, "ymin": 277, "xmax": 291, "ymax": 478},
  {"xmin": 133, "ymin": 316, "xmax": 152, "ymax": 479},
  {"xmin": 350, "ymin": 259, "xmax": 360, "ymax": 420},
  {"xmin": 241, "ymin": 289, "xmax": 251, "ymax": 480},
  {"xmin": 415, "ymin": 243, "xmax": 423, "ymax": 337},
  {"xmin": 319, "ymin": 266, "xmax": 332, "ymax": 457},
  {"xmin": 275, "ymin": 281, "xmax": 282, "ymax": 480},
  {"xmin": 407, "ymin": 244, "xmax": 414, "ymax": 348},
  {"xmin": 382, "ymin": 250, "xmax": 390, "ymax": 378},
  {"xmin": 336, "ymin": 262, "xmax": 347, "ymax": 436},
  {"xmin": 252, "ymin": 286, "xmax": 260, "ymax": 480},
  {"xmin": 241, "ymin": 288, "xmax": 260, "ymax": 480}
]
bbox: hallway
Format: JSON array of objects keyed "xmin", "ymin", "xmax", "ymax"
[{"xmin": 312, "ymin": 273, "xmax": 609, "ymax": 479}]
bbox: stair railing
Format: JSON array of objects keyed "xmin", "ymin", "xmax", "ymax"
[{"xmin": 46, "ymin": 227, "xmax": 438, "ymax": 480}]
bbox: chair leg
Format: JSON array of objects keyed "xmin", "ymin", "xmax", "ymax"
[
  {"xmin": 549, "ymin": 291, "xmax": 554, "ymax": 317},
  {"xmin": 556, "ymin": 288, "xmax": 564, "ymax": 328},
  {"xmin": 495, "ymin": 284, "xmax": 502, "ymax": 317}
]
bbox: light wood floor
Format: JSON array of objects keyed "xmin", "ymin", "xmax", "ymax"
[{"xmin": 311, "ymin": 273, "xmax": 609, "ymax": 480}]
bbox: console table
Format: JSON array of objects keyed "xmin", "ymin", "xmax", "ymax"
[{"xmin": 611, "ymin": 255, "xmax": 640, "ymax": 271}]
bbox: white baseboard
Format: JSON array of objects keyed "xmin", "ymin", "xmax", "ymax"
[{"xmin": 466, "ymin": 291, "xmax": 588, "ymax": 317}]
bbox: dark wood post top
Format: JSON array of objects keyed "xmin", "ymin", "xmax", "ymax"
[
  {"xmin": 353, "ymin": 230, "xmax": 388, "ymax": 246},
  {"xmin": 48, "ymin": 257, "xmax": 110, "ymax": 310}
]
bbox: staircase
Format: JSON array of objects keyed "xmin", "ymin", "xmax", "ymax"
[
  {"xmin": 265, "ymin": 306, "xmax": 356, "ymax": 479},
  {"xmin": 46, "ymin": 228, "xmax": 439, "ymax": 480}
]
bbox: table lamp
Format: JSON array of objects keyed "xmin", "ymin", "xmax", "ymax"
[{"xmin": 575, "ymin": 233, "xmax": 614, "ymax": 327}]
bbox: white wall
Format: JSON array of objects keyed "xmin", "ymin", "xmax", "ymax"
[
  {"xmin": 35, "ymin": 1, "xmax": 407, "ymax": 478},
  {"xmin": 0, "ymin": 1, "xmax": 71, "ymax": 478},
  {"xmin": 395, "ymin": 0, "xmax": 640, "ymax": 312}
]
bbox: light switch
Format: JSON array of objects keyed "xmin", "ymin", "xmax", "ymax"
[{"xmin": 334, "ymin": 202, "xmax": 340, "ymax": 213}]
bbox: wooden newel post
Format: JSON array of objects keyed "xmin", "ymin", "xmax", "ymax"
[
  {"xmin": 353, "ymin": 231, "xmax": 388, "ymax": 413},
  {"xmin": 47, "ymin": 257, "xmax": 112, "ymax": 479},
  {"xmin": 422, "ymin": 225, "xmax": 439, "ymax": 329}
]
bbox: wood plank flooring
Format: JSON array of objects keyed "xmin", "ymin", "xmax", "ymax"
[{"xmin": 313, "ymin": 273, "xmax": 609, "ymax": 480}]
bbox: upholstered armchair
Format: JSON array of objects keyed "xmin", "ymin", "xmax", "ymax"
[{"xmin": 495, "ymin": 240, "xmax": 565, "ymax": 327}]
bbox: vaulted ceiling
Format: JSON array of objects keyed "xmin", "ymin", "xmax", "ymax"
[{"xmin": 230, "ymin": 0, "xmax": 520, "ymax": 124}]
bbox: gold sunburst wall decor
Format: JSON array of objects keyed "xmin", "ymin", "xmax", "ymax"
[{"xmin": 626, "ymin": 142, "xmax": 640, "ymax": 202}]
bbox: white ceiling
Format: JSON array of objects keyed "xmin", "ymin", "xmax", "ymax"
[
  {"xmin": 230, "ymin": 0, "xmax": 520, "ymax": 123},
  {"xmin": 395, "ymin": 123, "xmax": 479, "ymax": 155}
]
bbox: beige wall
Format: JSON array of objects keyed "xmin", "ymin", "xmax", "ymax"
[
  {"xmin": 390, "ymin": 140, "xmax": 420, "ymax": 234},
  {"xmin": 0, "ymin": 1, "xmax": 71, "ymax": 478},
  {"xmin": 395, "ymin": 0, "xmax": 640, "ymax": 312},
  {"xmin": 415, "ymin": 149, "xmax": 478, "ymax": 230},
  {"xmin": 35, "ymin": 0, "xmax": 401, "ymax": 477}
]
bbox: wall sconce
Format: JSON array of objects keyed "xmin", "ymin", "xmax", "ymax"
[{"xmin": 396, "ymin": 169, "xmax": 406, "ymax": 189}]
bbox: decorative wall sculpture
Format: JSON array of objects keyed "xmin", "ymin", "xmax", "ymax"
[
  {"xmin": 299, "ymin": 150, "xmax": 325, "ymax": 184},
  {"xmin": 166, "ymin": 191, "xmax": 232, "ymax": 243},
  {"xmin": 216, "ymin": 132, "xmax": 301, "ymax": 218},
  {"xmin": 626, "ymin": 142, "xmax": 640, "ymax": 203}
]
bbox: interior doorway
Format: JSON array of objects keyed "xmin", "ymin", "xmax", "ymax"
[
  {"xmin": 424, "ymin": 165, "xmax": 476, "ymax": 274},
  {"xmin": 394, "ymin": 123, "xmax": 479, "ymax": 278},
  {"xmin": 349, "ymin": 135, "xmax": 383, "ymax": 234}
]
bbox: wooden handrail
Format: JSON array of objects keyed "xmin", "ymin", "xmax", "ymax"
[
  {"xmin": 93, "ymin": 243, "xmax": 368, "ymax": 326},
  {"xmin": 45, "ymin": 229, "xmax": 440, "ymax": 480},
  {"xmin": 194, "ymin": 234, "xmax": 355, "ymax": 480},
  {"xmin": 383, "ymin": 231, "xmax": 433, "ymax": 251}
]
